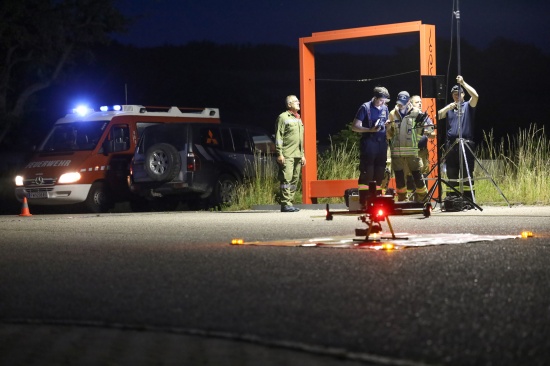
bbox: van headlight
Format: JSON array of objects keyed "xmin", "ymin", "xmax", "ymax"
[
  {"xmin": 58, "ymin": 172, "xmax": 81, "ymax": 184},
  {"xmin": 15, "ymin": 175, "xmax": 24, "ymax": 186}
]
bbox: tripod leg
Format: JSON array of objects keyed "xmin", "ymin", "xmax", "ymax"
[
  {"xmin": 385, "ymin": 216, "xmax": 396, "ymax": 239},
  {"xmin": 463, "ymin": 142, "xmax": 511, "ymax": 207},
  {"xmin": 425, "ymin": 141, "xmax": 454, "ymax": 205},
  {"xmin": 459, "ymin": 140, "xmax": 476, "ymax": 203}
]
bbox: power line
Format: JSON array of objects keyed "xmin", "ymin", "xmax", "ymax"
[{"xmin": 316, "ymin": 70, "xmax": 419, "ymax": 83}]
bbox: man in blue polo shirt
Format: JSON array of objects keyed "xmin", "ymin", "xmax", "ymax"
[
  {"xmin": 352, "ymin": 86, "xmax": 390, "ymax": 205},
  {"xmin": 438, "ymin": 75, "xmax": 479, "ymax": 201}
]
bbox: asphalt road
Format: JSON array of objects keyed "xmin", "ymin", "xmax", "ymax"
[{"xmin": 1, "ymin": 205, "xmax": 550, "ymax": 365}]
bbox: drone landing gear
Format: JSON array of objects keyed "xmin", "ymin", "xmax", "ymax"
[{"xmin": 354, "ymin": 212, "xmax": 403, "ymax": 242}]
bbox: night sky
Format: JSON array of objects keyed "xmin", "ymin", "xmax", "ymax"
[{"xmin": 114, "ymin": 0, "xmax": 548, "ymax": 54}]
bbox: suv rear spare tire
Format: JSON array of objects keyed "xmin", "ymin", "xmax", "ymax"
[{"xmin": 145, "ymin": 143, "xmax": 181, "ymax": 182}]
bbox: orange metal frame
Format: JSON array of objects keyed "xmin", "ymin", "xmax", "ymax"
[{"xmin": 299, "ymin": 21, "xmax": 438, "ymax": 203}]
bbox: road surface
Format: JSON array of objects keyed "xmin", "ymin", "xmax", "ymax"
[{"xmin": 1, "ymin": 205, "xmax": 549, "ymax": 365}]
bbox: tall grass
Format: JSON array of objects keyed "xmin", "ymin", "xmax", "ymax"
[
  {"xmin": 225, "ymin": 124, "xmax": 550, "ymax": 210},
  {"xmin": 228, "ymin": 153, "xmax": 280, "ymax": 210},
  {"xmin": 317, "ymin": 138, "xmax": 360, "ymax": 180},
  {"xmin": 477, "ymin": 124, "xmax": 550, "ymax": 205},
  {"xmin": 314, "ymin": 138, "xmax": 359, "ymax": 204},
  {"xmin": 226, "ymin": 138, "xmax": 360, "ymax": 210}
]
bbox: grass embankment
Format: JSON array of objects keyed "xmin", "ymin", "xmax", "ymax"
[
  {"xmin": 476, "ymin": 124, "xmax": 550, "ymax": 205},
  {"xmin": 227, "ymin": 124, "xmax": 550, "ymax": 210}
]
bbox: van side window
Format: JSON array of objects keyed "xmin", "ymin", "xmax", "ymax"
[
  {"xmin": 111, "ymin": 125, "xmax": 130, "ymax": 152},
  {"xmin": 231, "ymin": 128, "xmax": 252, "ymax": 154}
]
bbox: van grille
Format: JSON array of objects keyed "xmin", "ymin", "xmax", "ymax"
[{"xmin": 24, "ymin": 177, "xmax": 56, "ymax": 186}]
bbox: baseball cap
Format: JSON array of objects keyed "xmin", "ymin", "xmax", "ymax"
[
  {"xmin": 451, "ymin": 85, "xmax": 462, "ymax": 94},
  {"xmin": 396, "ymin": 91, "xmax": 410, "ymax": 106}
]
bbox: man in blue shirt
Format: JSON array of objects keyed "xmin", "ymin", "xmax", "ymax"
[
  {"xmin": 352, "ymin": 86, "xmax": 390, "ymax": 205},
  {"xmin": 438, "ymin": 75, "xmax": 479, "ymax": 201}
]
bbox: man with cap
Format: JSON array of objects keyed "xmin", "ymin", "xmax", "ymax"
[
  {"xmin": 438, "ymin": 75, "xmax": 479, "ymax": 201},
  {"xmin": 352, "ymin": 86, "xmax": 390, "ymax": 206},
  {"xmin": 387, "ymin": 91, "xmax": 429, "ymax": 202}
]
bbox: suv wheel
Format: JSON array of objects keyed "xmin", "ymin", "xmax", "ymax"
[
  {"xmin": 145, "ymin": 143, "xmax": 181, "ymax": 182},
  {"xmin": 214, "ymin": 173, "xmax": 238, "ymax": 206}
]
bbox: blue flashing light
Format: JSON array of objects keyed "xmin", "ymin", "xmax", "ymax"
[
  {"xmin": 73, "ymin": 105, "xmax": 93, "ymax": 116},
  {"xmin": 99, "ymin": 105, "xmax": 122, "ymax": 112}
]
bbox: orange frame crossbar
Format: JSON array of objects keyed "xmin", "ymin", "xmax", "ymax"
[{"xmin": 299, "ymin": 21, "xmax": 438, "ymax": 203}]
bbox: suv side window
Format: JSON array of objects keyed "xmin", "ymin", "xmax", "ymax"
[
  {"xmin": 231, "ymin": 128, "xmax": 252, "ymax": 154},
  {"xmin": 136, "ymin": 122, "xmax": 162, "ymax": 146},
  {"xmin": 250, "ymin": 130, "xmax": 276, "ymax": 155},
  {"xmin": 221, "ymin": 128, "xmax": 234, "ymax": 152},
  {"xmin": 137, "ymin": 122, "xmax": 162, "ymax": 137}
]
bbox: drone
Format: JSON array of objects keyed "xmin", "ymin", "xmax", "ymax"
[{"xmin": 326, "ymin": 181, "xmax": 432, "ymax": 242}]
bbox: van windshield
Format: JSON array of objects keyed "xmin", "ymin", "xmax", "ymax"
[{"xmin": 40, "ymin": 121, "xmax": 108, "ymax": 152}]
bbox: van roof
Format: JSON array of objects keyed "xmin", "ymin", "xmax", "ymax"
[{"xmin": 56, "ymin": 105, "xmax": 220, "ymax": 123}]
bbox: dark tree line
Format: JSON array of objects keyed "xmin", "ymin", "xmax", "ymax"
[
  {"xmin": 26, "ymin": 38, "xmax": 548, "ymax": 146},
  {"xmin": 1, "ymin": 0, "xmax": 548, "ymax": 152}
]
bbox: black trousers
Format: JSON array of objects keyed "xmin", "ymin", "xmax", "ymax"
[{"xmin": 359, "ymin": 139, "xmax": 387, "ymax": 186}]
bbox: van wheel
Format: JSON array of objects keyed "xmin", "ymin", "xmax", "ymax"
[
  {"xmin": 85, "ymin": 182, "xmax": 112, "ymax": 213},
  {"xmin": 145, "ymin": 143, "xmax": 181, "ymax": 182},
  {"xmin": 213, "ymin": 174, "xmax": 238, "ymax": 207}
]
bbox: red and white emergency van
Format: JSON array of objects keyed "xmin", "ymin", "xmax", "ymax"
[{"xmin": 14, "ymin": 104, "xmax": 220, "ymax": 212}]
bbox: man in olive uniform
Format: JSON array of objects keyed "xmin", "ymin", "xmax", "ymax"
[{"xmin": 275, "ymin": 95, "xmax": 306, "ymax": 212}]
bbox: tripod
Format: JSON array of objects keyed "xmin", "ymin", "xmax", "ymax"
[
  {"xmin": 424, "ymin": 0, "xmax": 510, "ymax": 210},
  {"xmin": 425, "ymin": 135, "xmax": 510, "ymax": 210}
]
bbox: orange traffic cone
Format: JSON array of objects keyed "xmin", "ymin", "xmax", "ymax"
[{"xmin": 19, "ymin": 197, "xmax": 32, "ymax": 217}]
